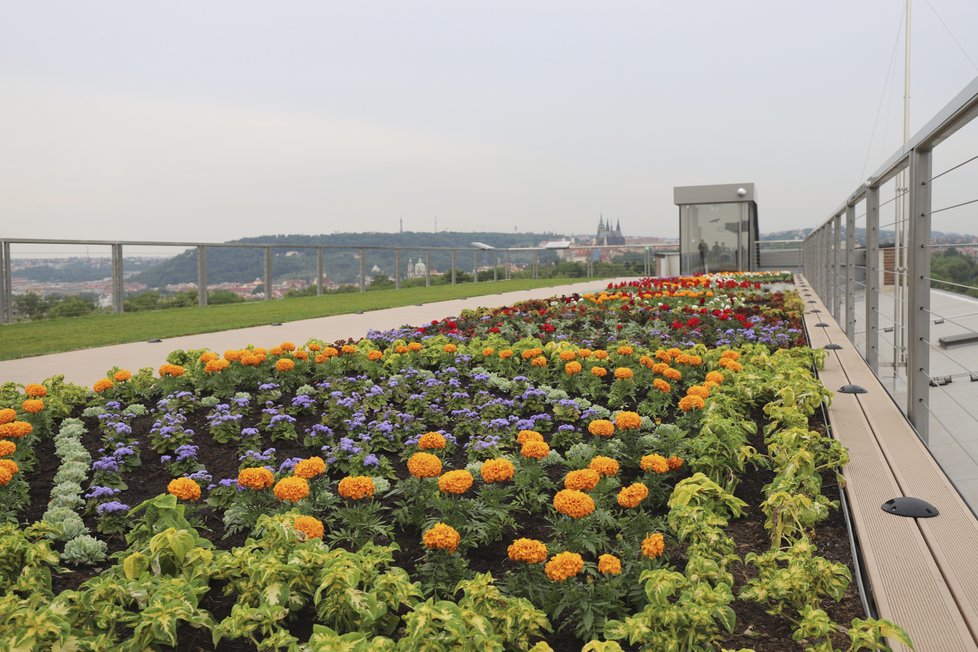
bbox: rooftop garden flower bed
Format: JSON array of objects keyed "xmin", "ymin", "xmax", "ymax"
[{"xmin": 0, "ymin": 272, "xmax": 911, "ymax": 651}]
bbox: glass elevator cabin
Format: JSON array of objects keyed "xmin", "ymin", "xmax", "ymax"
[{"xmin": 674, "ymin": 183, "xmax": 759, "ymax": 275}]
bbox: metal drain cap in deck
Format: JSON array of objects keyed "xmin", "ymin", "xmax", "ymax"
[
  {"xmin": 815, "ymin": 322, "xmax": 830, "ymax": 327},
  {"xmin": 838, "ymin": 384, "xmax": 867, "ymax": 394},
  {"xmin": 824, "ymin": 343, "xmax": 843, "ymax": 350},
  {"xmin": 882, "ymin": 497, "xmax": 939, "ymax": 518}
]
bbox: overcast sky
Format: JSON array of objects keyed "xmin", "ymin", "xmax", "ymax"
[{"xmin": 3, "ymin": 1, "xmax": 978, "ymax": 246}]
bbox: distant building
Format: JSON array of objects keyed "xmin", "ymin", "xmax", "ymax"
[{"xmin": 594, "ymin": 215, "xmax": 625, "ymax": 246}]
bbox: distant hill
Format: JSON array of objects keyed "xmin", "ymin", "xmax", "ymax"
[
  {"xmin": 131, "ymin": 231, "xmax": 569, "ymax": 287},
  {"xmin": 761, "ymin": 228, "xmax": 978, "ymax": 246}
]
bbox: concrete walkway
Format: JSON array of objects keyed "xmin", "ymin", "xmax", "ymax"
[{"xmin": 0, "ymin": 278, "xmax": 636, "ymax": 388}]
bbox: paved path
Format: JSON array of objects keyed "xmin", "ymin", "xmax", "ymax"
[{"xmin": 0, "ymin": 278, "xmax": 636, "ymax": 387}]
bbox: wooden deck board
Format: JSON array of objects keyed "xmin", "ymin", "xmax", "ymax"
[{"xmin": 796, "ymin": 278, "xmax": 978, "ymax": 650}]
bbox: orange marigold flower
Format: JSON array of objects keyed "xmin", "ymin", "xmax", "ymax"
[
  {"xmin": 294, "ymin": 456, "xmax": 327, "ymax": 479},
  {"xmin": 366, "ymin": 350, "xmax": 383, "ymax": 361},
  {"xmin": 545, "ymin": 551, "xmax": 584, "ymax": 581},
  {"xmin": 338, "ymin": 475, "xmax": 375, "ymax": 500},
  {"xmin": 642, "ymin": 533, "xmax": 666, "ymax": 559},
  {"xmin": 199, "ymin": 351, "xmax": 219, "ymax": 363},
  {"xmin": 531, "ymin": 356, "xmax": 548, "ymax": 367},
  {"xmin": 640, "ymin": 454, "xmax": 670, "ymax": 473},
  {"xmin": 280, "ymin": 341, "xmax": 296, "ymax": 352},
  {"xmin": 0, "ymin": 440, "xmax": 16, "ymax": 457},
  {"xmin": 322, "ymin": 346, "xmax": 340, "ymax": 358},
  {"xmin": 167, "ymin": 477, "xmax": 201, "ymax": 502},
  {"xmin": 667, "ymin": 456, "xmax": 684, "ymax": 471},
  {"xmin": 521, "ymin": 440, "xmax": 550, "ymax": 460},
  {"xmin": 559, "ymin": 351, "xmax": 577, "ymax": 361},
  {"xmin": 241, "ymin": 354, "xmax": 263, "ymax": 366},
  {"xmin": 24, "ymin": 383, "xmax": 47, "ymax": 398},
  {"xmin": 308, "ymin": 342, "xmax": 322, "ymax": 352},
  {"xmin": 422, "ymin": 522, "xmax": 461, "ymax": 553},
  {"xmin": 418, "ymin": 432, "xmax": 447, "ymax": 450},
  {"xmin": 159, "ymin": 363, "xmax": 185, "ymax": 377},
  {"xmin": 93, "ymin": 378, "xmax": 114, "ymax": 393},
  {"xmin": 443, "ymin": 344, "xmax": 457, "ymax": 353},
  {"xmin": 615, "ymin": 411, "xmax": 642, "ymax": 431},
  {"xmin": 273, "ymin": 476, "xmax": 310, "ymax": 502},
  {"xmin": 564, "ymin": 361, "xmax": 583, "ymax": 375},
  {"xmin": 507, "ymin": 538, "xmax": 548, "ymax": 564},
  {"xmin": 553, "ymin": 489, "xmax": 595, "ymax": 518},
  {"xmin": 617, "ymin": 482, "xmax": 650, "ymax": 508},
  {"xmin": 613, "ymin": 367, "xmax": 634, "ymax": 381},
  {"xmin": 687, "ymin": 385, "xmax": 710, "ymax": 399},
  {"xmin": 499, "ymin": 349, "xmax": 514, "ymax": 359},
  {"xmin": 564, "ymin": 468, "xmax": 601, "ymax": 491},
  {"xmin": 617, "ymin": 345, "xmax": 634, "ymax": 356},
  {"xmin": 294, "ymin": 350, "xmax": 308, "ymax": 361},
  {"xmin": 651, "ymin": 362, "xmax": 670, "ymax": 374},
  {"xmin": 676, "ymin": 353, "xmax": 702, "ymax": 366},
  {"xmin": 0, "ymin": 409, "xmax": 15, "ymax": 425},
  {"xmin": 653, "ymin": 378, "xmax": 671, "ymax": 393},
  {"xmin": 238, "ymin": 467, "xmax": 275, "ymax": 490},
  {"xmin": 275, "ymin": 358, "xmax": 295, "ymax": 372},
  {"xmin": 0, "ymin": 421, "xmax": 32, "ymax": 439},
  {"xmin": 705, "ymin": 371, "xmax": 725, "ymax": 384},
  {"xmin": 0, "ymin": 459, "xmax": 19, "ymax": 476},
  {"xmin": 720, "ymin": 350, "xmax": 740, "ymax": 361},
  {"xmin": 598, "ymin": 554, "xmax": 622, "ymax": 575},
  {"xmin": 639, "ymin": 355, "xmax": 654, "ymax": 368},
  {"xmin": 654, "ymin": 349, "xmax": 672, "ymax": 362},
  {"xmin": 482, "ymin": 347, "xmax": 495, "ymax": 356},
  {"xmin": 0, "ymin": 466, "xmax": 11, "ymax": 486},
  {"xmin": 395, "ymin": 345, "xmax": 409, "ymax": 354},
  {"xmin": 593, "ymin": 350, "xmax": 609, "ymax": 360},
  {"xmin": 224, "ymin": 349, "xmax": 244, "ymax": 362},
  {"xmin": 588, "ymin": 456, "xmax": 619, "ymax": 477},
  {"xmin": 521, "ymin": 348, "xmax": 542, "ymax": 360},
  {"xmin": 204, "ymin": 359, "xmax": 230, "ymax": 374},
  {"xmin": 577, "ymin": 348, "xmax": 592, "ymax": 358},
  {"xmin": 407, "ymin": 452, "xmax": 442, "ymax": 478},
  {"xmin": 678, "ymin": 395, "xmax": 706, "ymax": 411},
  {"xmin": 438, "ymin": 469, "xmax": 474, "ymax": 495},
  {"xmin": 663, "ymin": 368, "xmax": 682, "ymax": 381},
  {"xmin": 22, "ymin": 399, "xmax": 44, "ymax": 414},
  {"xmin": 341, "ymin": 344, "xmax": 358, "ymax": 355},
  {"xmin": 269, "ymin": 346, "xmax": 284, "ymax": 356},
  {"xmin": 590, "ymin": 366, "xmax": 608, "ymax": 378},
  {"xmin": 517, "ymin": 429, "xmax": 543, "ymax": 445},
  {"xmin": 587, "ymin": 419, "xmax": 615, "ymax": 437},
  {"xmin": 480, "ymin": 458, "xmax": 515, "ymax": 483},
  {"xmin": 408, "ymin": 342, "xmax": 423, "ymax": 352},
  {"xmin": 294, "ymin": 515, "xmax": 324, "ymax": 539}
]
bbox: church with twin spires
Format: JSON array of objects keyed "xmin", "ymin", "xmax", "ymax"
[{"xmin": 594, "ymin": 215, "xmax": 625, "ymax": 246}]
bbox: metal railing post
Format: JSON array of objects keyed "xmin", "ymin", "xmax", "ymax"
[
  {"xmin": 451, "ymin": 250, "xmax": 456, "ymax": 285},
  {"xmin": 493, "ymin": 252, "xmax": 498, "ymax": 281},
  {"xmin": 197, "ymin": 246, "xmax": 208, "ymax": 307},
  {"xmin": 359, "ymin": 248, "xmax": 366, "ymax": 293},
  {"xmin": 533, "ymin": 250, "xmax": 539, "ymax": 279},
  {"xmin": 833, "ymin": 214, "xmax": 842, "ymax": 319},
  {"xmin": 394, "ymin": 249, "xmax": 401, "ymax": 290},
  {"xmin": 845, "ymin": 204, "xmax": 856, "ymax": 339},
  {"xmin": 505, "ymin": 250, "xmax": 511, "ymax": 280},
  {"xmin": 111, "ymin": 243, "xmax": 124, "ymax": 313},
  {"xmin": 317, "ymin": 247, "xmax": 325, "ymax": 295},
  {"xmin": 866, "ymin": 186, "xmax": 880, "ymax": 374},
  {"xmin": 473, "ymin": 250, "xmax": 478, "ymax": 283},
  {"xmin": 907, "ymin": 147, "xmax": 933, "ymax": 444},
  {"xmin": 264, "ymin": 247, "xmax": 273, "ymax": 300},
  {"xmin": 425, "ymin": 250, "xmax": 431, "ymax": 287},
  {"xmin": 0, "ymin": 240, "xmax": 10, "ymax": 323}
]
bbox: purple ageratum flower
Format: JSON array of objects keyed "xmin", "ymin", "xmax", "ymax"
[
  {"xmin": 515, "ymin": 419, "xmax": 535, "ymax": 431},
  {"xmin": 188, "ymin": 469, "xmax": 212, "ymax": 484},
  {"xmin": 291, "ymin": 395, "xmax": 315, "ymax": 409},
  {"xmin": 363, "ymin": 454, "xmax": 380, "ymax": 467},
  {"xmin": 259, "ymin": 383, "xmax": 280, "ymax": 391},
  {"xmin": 472, "ymin": 373, "xmax": 490, "ymax": 382},
  {"xmin": 113, "ymin": 445, "xmax": 137, "ymax": 458},
  {"xmin": 279, "ymin": 457, "xmax": 303, "ymax": 473},
  {"xmin": 175, "ymin": 445, "xmax": 199, "ymax": 461},
  {"xmin": 104, "ymin": 401, "xmax": 122, "ymax": 410},
  {"xmin": 558, "ymin": 424, "xmax": 576, "ymax": 432},
  {"xmin": 85, "ymin": 485, "xmax": 121, "ymax": 499},
  {"xmin": 92, "ymin": 457, "xmax": 120, "ymax": 473},
  {"xmin": 241, "ymin": 428, "xmax": 260, "ymax": 437},
  {"xmin": 160, "ymin": 455, "xmax": 172, "ymax": 464},
  {"xmin": 96, "ymin": 501, "xmax": 130, "ymax": 515}
]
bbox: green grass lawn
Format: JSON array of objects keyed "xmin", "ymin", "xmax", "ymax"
[{"xmin": 0, "ymin": 278, "xmax": 602, "ymax": 361}]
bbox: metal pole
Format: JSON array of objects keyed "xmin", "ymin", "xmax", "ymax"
[
  {"xmin": 425, "ymin": 250, "xmax": 431, "ymax": 287},
  {"xmin": 845, "ymin": 204, "xmax": 856, "ymax": 339},
  {"xmin": 359, "ymin": 248, "xmax": 366, "ymax": 293},
  {"xmin": 473, "ymin": 250, "xmax": 478, "ymax": 283},
  {"xmin": 833, "ymin": 215, "xmax": 842, "ymax": 319},
  {"xmin": 533, "ymin": 250, "xmax": 539, "ymax": 279},
  {"xmin": 866, "ymin": 186, "xmax": 881, "ymax": 374},
  {"xmin": 0, "ymin": 240, "xmax": 9, "ymax": 323},
  {"xmin": 197, "ymin": 246, "xmax": 207, "ymax": 307},
  {"xmin": 264, "ymin": 247, "xmax": 273, "ymax": 300},
  {"xmin": 907, "ymin": 146, "xmax": 931, "ymax": 444},
  {"xmin": 394, "ymin": 249, "xmax": 401, "ymax": 290},
  {"xmin": 111, "ymin": 243, "xmax": 124, "ymax": 313},
  {"xmin": 317, "ymin": 247, "xmax": 324, "ymax": 295},
  {"xmin": 493, "ymin": 252, "xmax": 498, "ymax": 281},
  {"xmin": 451, "ymin": 249, "xmax": 456, "ymax": 285},
  {"xmin": 505, "ymin": 250, "xmax": 511, "ymax": 280}
]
